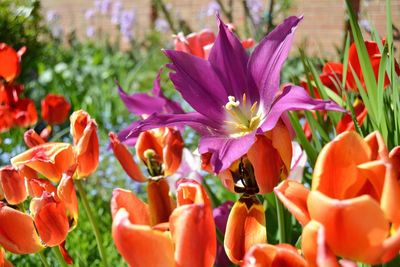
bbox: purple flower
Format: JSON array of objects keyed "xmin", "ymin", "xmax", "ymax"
[
  {"xmin": 100, "ymin": 0, "xmax": 111, "ymax": 14},
  {"xmin": 206, "ymin": 1, "xmax": 221, "ymax": 17},
  {"xmin": 111, "ymin": 1, "xmax": 122, "ymax": 25},
  {"xmin": 117, "ymin": 69, "xmax": 184, "ymax": 146},
  {"xmin": 130, "ymin": 16, "xmax": 344, "ymax": 174},
  {"xmin": 155, "ymin": 18, "xmax": 170, "ymax": 32},
  {"xmin": 86, "ymin": 26, "xmax": 96, "ymax": 38},
  {"xmin": 85, "ymin": 8, "xmax": 96, "ymax": 20},
  {"xmin": 119, "ymin": 9, "xmax": 136, "ymax": 40},
  {"xmin": 213, "ymin": 201, "xmax": 234, "ymax": 267}
]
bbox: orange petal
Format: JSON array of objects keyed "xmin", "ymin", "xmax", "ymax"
[
  {"xmin": 0, "ymin": 166, "xmax": 27, "ymax": 205},
  {"xmin": 111, "ymin": 188, "xmax": 150, "ymax": 225},
  {"xmin": 274, "ymin": 180, "xmax": 310, "ymax": 226},
  {"xmin": 224, "ymin": 196, "xmax": 266, "ymax": 264},
  {"xmin": 147, "ymin": 178, "xmax": 174, "ymax": 225},
  {"xmin": 248, "ymin": 121, "xmax": 292, "ymax": 194},
  {"xmin": 170, "ymin": 181, "xmax": 216, "ymax": 267},
  {"xmin": 162, "ymin": 128, "xmax": 184, "ymax": 176},
  {"xmin": 307, "ymin": 191, "xmax": 389, "ymax": 263},
  {"xmin": 11, "ymin": 142, "xmax": 75, "ymax": 182},
  {"xmin": 57, "ymin": 165, "xmax": 79, "ymax": 228},
  {"xmin": 301, "ymin": 220, "xmax": 340, "ymax": 267},
  {"xmin": 108, "ymin": 132, "xmax": 146, "ymax": 182},
  {"xmin": 30, "ymin": 193, "xmax": 69, "ymax": 247},
  {"xmin": 59, "ymin": 242, "xmax": 73, "ymax": 265},
  {"xmin": 197, "ymin": 29, "xmax": 216, "ymax": 49},
  {"xmin": 356, "ymin": 160, "xmax": 387, "ymax": 201},
  {"xmin": 0, "ymin": 43, "xmax": 21, "ymax": 82},
  {"xmin": 0, "ymin": 246, "xmax": 13, "ymax": 267},
  {"xmin": 312, "ymin": 131, "xmax": 371, "ymax": 199},
  {"xmin": 70, "ymin": 110, "xmax": 99, "ymax": 178},
  {"xmin": 0, "ymin": 202, "xmax": 44, "ymax": 254},
  {"xmin": 380, "ymin": 162, "xmax": 400, "ymax": 228},
  {"xmin": 24, "ymin": 129, "xmax": 45, "ymax": 148},
  {"xmin": 26, "ymin": 178, "xmax": 56, "ymax": 198},
  {"xmin": 364, "ymin": 131, "xmax": 389, "ymax": 161},
  {"xmin": 135, "ymin": 130, "xmax": 163, "ymax": 165},
  {"xmin": 242, "ymin": 243, "xmax": 307, "ymax": 267},
  {"xmin": 112, "ymin": 209, "xmax": 174, "ymax": 267}
]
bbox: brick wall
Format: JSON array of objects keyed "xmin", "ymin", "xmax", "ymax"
[{"xmin": 41, "ymin": 0, "xmax": 400, "ymax": 57}]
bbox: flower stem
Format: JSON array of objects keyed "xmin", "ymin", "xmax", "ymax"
[
  {"xmin": 75, "ymin": 179, "xmax": 108, "ymax": 267},
  {"xmin": 52, "ymin": 247, "xmax": 68, "ymax": 267},
  {"xmin": 275, "ymin": 193, "xmax": 286, "ymax": 244},
  {"xmin": 38, "ymin": 251, "xmax": 50, "ymax": 267}
]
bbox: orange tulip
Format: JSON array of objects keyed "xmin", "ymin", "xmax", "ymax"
[
  {"xmin": 112, "ymin": 180, "xmax": 216, "ymax": 267},
  {"xmin": 242, "ymin": 243, "xmax": 307, "ymax": 267},
  {"xmin": 218, "ymin": 120, "xmax": 292, "ymax": 194},
  {"xmin": 0, "ymin": 166, "xmax": 27, "ymax": 205},
  {"xmin": 24, "ymin": 129, "xmax": 45, "ymax": 148},
  {"xmin": 109, "ymin": 132, "xmax": 146, "ymax": 182},
  {"xmin": 70, "ymin": 110, "xmax": 99, "ymax": 178},
  {"xmin": 224, "ymin": 195, "xmax": 266, "ymax": 264},
  {"xmin": 41, "ymin": 94, "xmax": 71, "ymax": 125},
  {"xmin": 11, "ymin": 142, "xmax": 75, "ymax": 182},
  {"xmin": 135, "ymin": 127, "xmax": 184, "ymax": 177},
  {"xmin": 0, "ymin": 43, "xmax": 25, "ymax": 82},
  {"xmin": 336, "ymin": 99, "xmax": 367, "ymax": 134},
  {"xmin": 275, "ymin": 131, "xmax": 400, "ymax": 264}
]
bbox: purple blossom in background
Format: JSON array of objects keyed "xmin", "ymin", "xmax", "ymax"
[
  {"xmin": 359, "ymin": 19, "xmax": 372, "ymax": 32},
  {"xmin": 247, "ymin": 0, "xmax": 264, "ymax": 25},
  {"xmin": 169, "ymin": 148, "xmax": 203, "ymax": 191},
  {"xmin": 94, "ymin": 0, "xmax": 101, "ymax": 12},
  {"xmin": 120, "ymin": 9, "xmax": 136, "ymax": 40},
  {"xmin": 85, "ymin": 8, "xmax": 96, "ymax": 20},
  {"xmin": 206, "ymin": 1, "xmax": 221, "ymax": 17},
  {"xmin": 155, "ymin": 18, "xmax": 169, "ymax": 33},
  {"xmin": 130, "ymin": 16, "xmax": 344, "ymax": 174},
  {"xmin": 213, "ymin": 201, "xmax": 234, "ymax": 267},
  {"xmin": 100, "ymin": 0, "xmax": 111, "ymax": 15},
  {"xmin": 86, "ymin": 26, "xmax": 96, "ymax": 38},
  {"xmin": 111, "ymin": 1, "xmax": 122, "ymax": 25},
  {"xmin": 46, "ymin": 10, "xmax": 60, "ymax": 23}
]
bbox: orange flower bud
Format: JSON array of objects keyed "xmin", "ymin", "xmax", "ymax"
[
  {"xmin": 41, "ymin": 94, "xmax": 71, "ymax": 125},
  {"xmin": 109, "ymin": 132, "xmax": 146, "ymax": 182},
  {"xmin": 70, "ymin": 110, "xmax": 99, "ymax": 178},
  {"xmin": 11, "ymin": 142, "xmax": 75, "ymax": 182},
  {"xmin": 0, "ymin": 166, "xmax": 27, "ymax": 205}
]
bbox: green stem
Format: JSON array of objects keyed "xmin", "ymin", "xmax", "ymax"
[
  {"xmin": 52, "ymin": 247, "xmax": 68, "ymax": 267},
  {"xmin": 38, "ymin": 251, "xmax": 50, "ymax": 267},
  {"xmin": 49, "ymin": 127, "xmax": 70, "ymax": 142},
  {"xmin": 76, "ymin": 180, "xmax": 108, "ymax": 267},
  {"xmin": 275, "ymin": 193, "xmax": 286, "ymax": 243}
]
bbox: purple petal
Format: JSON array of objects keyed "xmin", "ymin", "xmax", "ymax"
[
  {"xmin": 208, "ymin": 15, "xmax": 256, "ymax": 102},
  {"xmin": 151, "ymin": 68, "xmax": 163, "ymax": 96},
  {"xmin": 129, "ymin": 112, "xmax": 223, "ymax": 137},
  {"xmin": 213, "ymin": 201, "xmax": 234, "ymax": 233},
  {"xmin": 164, "ymin": 50, "xmax": 227, "ymax": 123},
  {"xmin": 117, "ymin": 121, "xmax": 140, "ymax": 146},
  {"xmin": 260, "ymin": 85, "xmax": 345, "ymax": 132},
  {"xmin": 199, "ymin": 132, "xmax": 256, "ymax": 173},
  {"xmin": 248, "ymin": 16, "xmax": 303, "ymax": 108},
  {"xmin": 118, "ymin": 85, "xmax": 166, "ymax": 115}
]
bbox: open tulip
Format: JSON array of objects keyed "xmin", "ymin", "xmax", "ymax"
[
  {"xmin": 130, "ymin": 15, "xmax": 343, "ymax": 178},
  {"xmin": 275, "ymin": 131, "xmax": 400, "ymax": 265},
  {"xmin": 0, "ymin": 166, "xmax": 77, "ymax": 260},
  {"xmin": 11, "ymin": 142, "xmax": 75, "ymax": 182},
  {"xmin": 70, "ymin": 110, "xmax": 99, "ymax": 178},
  {"xmin": 41, "ymin": 94, "xmax": 71, "ymax": 125},
  {"xmin": 112, "ymin": 180, "xmax": 216, "ymax": 267}
]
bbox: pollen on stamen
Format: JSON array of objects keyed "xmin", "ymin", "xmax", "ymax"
[{"xmin": 225, "ymin": 96, "xmax": 240, "ymax": 110}]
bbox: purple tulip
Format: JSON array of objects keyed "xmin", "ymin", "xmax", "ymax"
[{"xmin": 129, "ymin": 16, "xmax": 344, "ymax": 174}]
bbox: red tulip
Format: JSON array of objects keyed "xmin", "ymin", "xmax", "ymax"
[
  {"xmin": 0, "ymin": 166, "xmax": 27, "ymax": 205},
  {"xmin": 0, "ymin": 43, "xmax": 25, "ymax": 82},
  {"xmin": 41, "ymin": 94, "xmax": 71, "ymax": 125}
]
